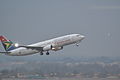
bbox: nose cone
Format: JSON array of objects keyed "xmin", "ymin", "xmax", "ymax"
[{"xmin": 81, "ymin": 35, "xmax": 85, "ymax": 39}]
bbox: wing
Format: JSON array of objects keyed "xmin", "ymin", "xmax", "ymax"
[{"xmin": 19, "ymin": 45, "xmax": 43, "ymax": 51}]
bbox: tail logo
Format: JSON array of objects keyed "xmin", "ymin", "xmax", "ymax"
[
  {"xmin": 2, "ymin": 41, "xmax": 15, "ymax": 51},
  {"xmin": 3, "ymin": 41, "xmax": 13, "ymax": 50},
  {"xmin": 0, "ymin": 36, "xmax": 16, "ymax": 51}
]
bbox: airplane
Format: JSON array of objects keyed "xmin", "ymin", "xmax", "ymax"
[{"xmin": 0, "ymin": 34, "xmax": 85, "ymax": 56}]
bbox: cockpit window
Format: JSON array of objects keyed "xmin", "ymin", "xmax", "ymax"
[{"xmin": 76, "ymin": 34, "xmax": 80, "ymax": 37}]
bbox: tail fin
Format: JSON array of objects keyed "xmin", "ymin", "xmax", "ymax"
[{"xmin": 0, "ymin": 36, "xmax": 16, "ymax": 51}]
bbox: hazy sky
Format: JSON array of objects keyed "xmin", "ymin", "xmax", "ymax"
[{"xmin": 0, "ymin": 0, "xmax": 120, "ymax": 59}]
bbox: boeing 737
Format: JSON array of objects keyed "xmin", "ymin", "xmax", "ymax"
[{"xmin": 0, "ymin": 34, "xmax": 85, "ymax": 56}]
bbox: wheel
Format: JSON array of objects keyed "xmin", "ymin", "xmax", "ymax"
[
  {"xmin": 40, "ymin": 52, "xmax": 43, "ymax": 55},
  {"xmin": 46, "ymin": 51, "xmax": 49, "ymax": 55},
  {"xmin": 76, "ymin": 44, "xmax": 79, "ymax": 46},
  {"xmin": 76, "ymin": 43, "xmax": 79, "ymax": 46}
]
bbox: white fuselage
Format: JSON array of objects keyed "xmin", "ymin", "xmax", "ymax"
[{"xmin": 8, "ymin": 34, "xmax": 85, "ymax": 56}]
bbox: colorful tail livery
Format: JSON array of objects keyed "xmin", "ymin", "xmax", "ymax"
[{"xmin": 0, "ymin": 36, "xmax": 16, "ymax": 51}]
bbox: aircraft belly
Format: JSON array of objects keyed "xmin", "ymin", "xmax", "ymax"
[
  {"xmin": 20, "ymin": 49, "xmax": 38, "ymax": 55},
  {"xmin": 10, "ymin": 49, "xmax": 38, "ymax": 56}
]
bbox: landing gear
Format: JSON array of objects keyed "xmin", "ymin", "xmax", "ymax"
[
  {"xmin": 76, "ymin": 43, "xmax": 79, "ymax": 46},
  {"xmin": 40, "ymin": 52, "xmax": 43, "ymax": 55},
  {"xmin": 40, "ymin": 51, "xmax": 50, "ymax": 55},
  {"xmin": 46, "ymin": 51, "xmax": 49, "ymax": 55},
  {"xmin": 75, "ymin": 41, "xmax": 80, "ymax": 46}
]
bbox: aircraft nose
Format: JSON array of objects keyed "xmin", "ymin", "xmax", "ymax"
[{"xmin": 81, "ymin": 35, "xmax": 85, "ymax": 39}]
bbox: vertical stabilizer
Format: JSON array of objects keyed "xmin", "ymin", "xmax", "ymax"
[{"xmin": 0, "ymin": 36, "xmax": 16, "ymax": 51}]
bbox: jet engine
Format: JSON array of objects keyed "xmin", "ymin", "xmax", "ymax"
[
  {"xmin": 43, "ymin": 45, "xmax": 63, "ymax": 51},
  {"xmin": 43, "ymin": 45, "xmax": 52, "ymax": 51},
  {"xmin": 51, "ymin": 46, "xmax": 63, "ymax": 51}
]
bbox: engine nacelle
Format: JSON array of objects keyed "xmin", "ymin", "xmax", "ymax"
[
  {"xmin": 51, "ymin": 46, "xmax": 63, "ymax": 51},
  {"xmin": 43, "ymin": 45, "xmax": 52, "ymax": 51},
  {"xmin": 43, "ymin": 45, "xmax": 63, "ymax": 51}
]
